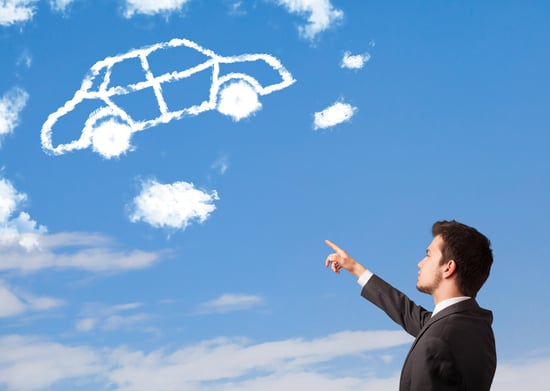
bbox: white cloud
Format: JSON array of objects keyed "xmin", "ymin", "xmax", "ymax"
[
  {"xmin": 41, "ymin": 38, "xmax": 294, "ymax": 157},
  {"xmin": 226, "ymin": 0, "xmax": 246, "ymax": 16},
  {"xmin": 492, "ymin": 356, "xmax": 550, "ymax": 390},
  {"xmin": 76, "ymin": 302, "xmax": 147, "ymax": 333},
  {"xmin": 16, "ymin": 50, "xmax": 32, "ymax": 69},
  {"xmin": 90, "ymin": 117, "xmax": 135, "ymax": 159},
  {"xmin": 274, "ymin": 0, "xmax": 344, "ymax": 40},
  {"xmin": 48, "ymin": 0, "xmax": 76, "ymax": 13},
  {"xmin": 0, "ymin": 177, "xmax": 46, "ymax": 251},
  {"xmin": 0, "ymin": 335, "xmax": 103, "ymax": 391},
  {"xmin": 217, "ymin": 80, "xmax": 262, "ymax": 121},
  {"xmin": 0, "ymin": 284, "xmax": 26, "ymax": 317},
  {"xmin": 197, "ymin": 293, "xmax": 264, "ymax": 314},
  {"xmin": 0, "ymin": 0, "xmax": 37, "ymax": 26},
  {"xmin": 0, "ymin": 333, "xmax": 547, "ymax": 391},
  {"xmin": 103, "ymin": 313, "xmax": 150, "ymax": 331},
  {"xmin": 341, "ymin": 51, "xmax": 371, "ymax": 70},
  {"xmin": 0, "ymin": 232, "xmax": 167, "ymax": 272},
  {"xmin": 0, "ymin": 282, "xmax": 64, "ymax": 317},
  {"xmin": 129, "ymin": 179, "xmax": 219, "ymax": 230},
  {"xmin": 314, "ymin": 101, "xmax": 357, "ymax": 130},
  {"xmin": 0, "ymin": 87, "xmax": 29, "ymax": 141},
  {"xmin": 105, "ymin": 329, "xmax": 411, "ymax": 390},
  {"xmin": 18, "ymin": 292, "xmax": 64, "ymax": 311},
  {"xmin": 211, "ymin": 155, "xmax": 229, "ymax": 175},
  {"xmin": 0, "ymin": 178, "xmax": 165, "ymax": 272},
  {"xmin": 76, "ymin": 317, "xmax": 96, "ymax": 332},
  {"xmin": 123, "ymin": 0, "xmax": 191, "ymax": 17}
]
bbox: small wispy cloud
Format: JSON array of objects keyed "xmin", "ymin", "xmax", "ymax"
[
  {"xmin": 16, "ymin": 50, "xmax": 32, "ymax": 69},
  {"xmin": 0, "ymin": 87, "xmax": 29, "ymax": 143},
  {"xmin": 76, "ymin": 302, "xmax": 148, "ymax": 333},
  {"xmin": 0, "ymin": 232, "xmax": 167, "ymax": 272},
  {"xmin": 197, "ymin": 293, "xmax": 264, "ymax": 314},
  {"xmin": 226, "ymin": 0, "xmax": 246, "ymax": 16},
  {"xmin": 0, "ymin": 281, "xmax": 63, "ymax": 318},
  {"xmin": 341, "ymin": 51, "xmax": 371, "ymax": 70},
  {"xmin": 123, "ymin": 0, "xmax": 191, "ymax": 17},
  {"xmin": 129, "ymin": 179, "xmax": 219, "ymax": 230},
  {"xmin": 48, "ymin": 0, "xmax": 76, "ymax": 13},
  {"xmin": 274, "ymin": 0, "xmax": 344, "ymax": 41},
  {"xmin": 0, "ymin": 0, "xmax": 37, "ymax": 26},
  {"xmin": 313, "ymin": 101, "xmax": 357, "ymax": 130},
  {"xmin": 211, "ymin": 155, "xmax": 229, "ymax": 175}
]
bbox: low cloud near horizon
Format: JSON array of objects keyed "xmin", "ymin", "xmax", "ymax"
[{"xmin": 0, "ymin": 331, "xmax": 546, "ymax": 390}]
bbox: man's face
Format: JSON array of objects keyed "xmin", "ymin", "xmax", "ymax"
[{"xmin": 416, "ymin": 235, "xmax": 445, "ymax": 294}]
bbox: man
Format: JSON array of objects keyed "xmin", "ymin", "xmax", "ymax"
[{"xmin": 325, "ymin": 220, "xmax": 496, "ymax": 390}]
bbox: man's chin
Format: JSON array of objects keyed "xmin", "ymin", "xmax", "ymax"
[{"xmin": 416, "ymin": 283, "xmax": 430, "ymax": 294}]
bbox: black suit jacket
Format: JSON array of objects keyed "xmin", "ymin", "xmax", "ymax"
[{"xmin": 361, "ymin": 275, "xmax": 496, "ymax": 391}]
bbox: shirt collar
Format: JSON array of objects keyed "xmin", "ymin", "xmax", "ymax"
[{"xmin": 432, "ymin": 296, "xmax": 471, "ymax": 317}]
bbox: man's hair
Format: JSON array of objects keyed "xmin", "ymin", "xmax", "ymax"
[{"xmin": 432, "ymin": 220, "xmax": 493, "ymax": 298}]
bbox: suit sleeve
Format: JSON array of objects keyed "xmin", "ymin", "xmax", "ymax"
[{"xmin": 361, "ymin": 274, "xmax": 432, "ymax": 337}]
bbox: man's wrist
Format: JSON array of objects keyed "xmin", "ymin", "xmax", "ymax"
[
  {"xmin": 357, "ymin": 269, "xmax": 373, "ymax": 287},
  {"xmin": 351, "ymin": 263, "xmax": 367, "ymax": 278}
]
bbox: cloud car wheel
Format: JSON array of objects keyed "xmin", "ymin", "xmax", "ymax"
[
  {"xmin": 216, "ymin": 80, "xmax": 262, "ymax": 121},
  {"xmin": 85, "ymin": 107, "xmax": 135, "ymax": 159}
]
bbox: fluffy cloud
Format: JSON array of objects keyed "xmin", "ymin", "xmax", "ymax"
[
  {"xmin": 341, "ymin": 51, "xmax": 371, "ymax": 70},
  {"xmin": 0, "ymin": 0, "xmax": 37, "ymax": 26},
  {"xmin": 0, "ymin": 87, "xmax": 29, "ymax": 142},
  {"xmin": 129, "ymin": 179, "xmax": 219, "ymax": 230},
  {"xmin": 0, "ymin": 177, "xmax": 46, "ymax": 251},
  {"xmin": 217, "ymin": 80, "xmax": 262, "ymax": 121},
  {"xmin": 197, "ymin": 293, "xmax": 264, "ymax": 314},
  {"xmin": 274, "ymin": 0, "xmax": 344, "ymax": 40},
  {"xmin": 123, "ymin": 0, "xmax": 192, "ymax": 17},
  {"xmin": 314, "ymin": 101, "xmax": 357, "ymax": 130}
]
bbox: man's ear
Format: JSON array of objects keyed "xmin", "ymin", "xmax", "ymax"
[{"xmin": 442, "ymin": 260, "xmax": 457, "ymax": 278}]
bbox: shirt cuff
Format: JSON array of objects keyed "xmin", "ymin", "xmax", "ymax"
[{"xmin": 357, "ymin": 269, "xmax": 374, "ymax": 287}]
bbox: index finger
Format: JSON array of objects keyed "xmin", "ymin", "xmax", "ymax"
[{"xmin": 324, "ymin": 239, "xmax": 344, "ymax": 253}]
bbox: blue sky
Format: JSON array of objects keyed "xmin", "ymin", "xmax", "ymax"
[{"xmin": 1, "ymin": 0, "xmax": 549, "ymax": 389}]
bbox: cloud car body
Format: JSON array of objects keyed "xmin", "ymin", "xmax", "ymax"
[{"xmin": 41, "ymin": 38, "xmax": 295, "ymax": 156}]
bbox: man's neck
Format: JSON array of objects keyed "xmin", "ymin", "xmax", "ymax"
[{"xmin": 432, "ymin": 287, "xmax": 466, "ymax": 305}]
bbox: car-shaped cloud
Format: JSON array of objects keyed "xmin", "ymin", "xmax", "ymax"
[{"xmin": 40, "ymin": 38, "xmax": 295, "ymax": 157}]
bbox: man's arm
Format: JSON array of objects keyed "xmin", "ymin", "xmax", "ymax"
[
  {"xmin": 325, "ymin": 240, "xmax": 431, "ymax": 336},
  {"xmin": 362, "ymin": 275, "xmax": 431, "ymax": 336}
]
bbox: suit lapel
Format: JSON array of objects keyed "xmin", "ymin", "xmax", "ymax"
[{"xmin": 400, "ymin": 299, "xmax": 479, "ymax": 375}]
